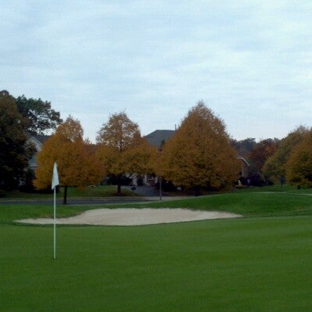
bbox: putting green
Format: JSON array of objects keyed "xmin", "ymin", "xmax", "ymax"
[{"xmin": 2, "ymin": 216, "xmax": 312, "ymax": 311}]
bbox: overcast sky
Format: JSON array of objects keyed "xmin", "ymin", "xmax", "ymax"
[{"xmin": 1, "ymin": 1, "xmax": 312, "ymax": 142}]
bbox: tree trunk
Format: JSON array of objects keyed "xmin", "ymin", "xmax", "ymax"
[
  {"xmin": 117, "ymin": 175, "xmax": 122, "ymax": 195},
  {"xmin": 63, "ymin": 185, "xmax": 68, "ymax": 205}
]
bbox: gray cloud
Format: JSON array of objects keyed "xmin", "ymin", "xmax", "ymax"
[{"xmin": 1, "ymin": 0, "xmax": 312, "ymax": 141}]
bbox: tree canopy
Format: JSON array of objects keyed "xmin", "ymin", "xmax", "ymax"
[
  {"xmin": 34, "ymin": 116, "xmax": 104, "ymax": 203},
  {"xmin": 0, "ymin": 91, "xmax": 36, "ymax": 189},
  {"xmin": 6, "ymin": 87, "xmax": 312, "ymax": 192},
  {"xmin": 96, "ymin": 112, "xmax": 155, "ymax": 194},
  {"xmin": 16, "ymin": 95, "xmax": 62, "ymax": 135},
  {"xmin": 248, "ymin": 139, "xmax": 279, "ymax": 174},
  {"xmin": 263, "ymin": 126, "xmax": 308, "ymax": 184},
  {"xmin": 232, "ymin": 138, "xmax": 256, "ymax": 159},
  {"xmin": 286, "ymin": 129, "xmax": 312, "ymax": 188},
  {"xmin": 159, "ymin": 101, "xmax": 240, "ymax": 192}
]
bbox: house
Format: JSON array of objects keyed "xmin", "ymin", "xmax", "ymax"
[
  {"xmin": 27, "ymin": 135, "xmax": 50, "ymax": 171},
  {"xmin": 141, "ymin": 130, "xmax": 176, "ymax": 186},
  {"xmin": 144, "ymin": 130, "xmax": 176, "ymax": 150},
  {"xmin": 238, "ymin": 156, "xmax": 250, "ymax": 178}
]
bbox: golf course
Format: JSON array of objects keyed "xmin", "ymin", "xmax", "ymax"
[{"xmin": 1, "ymin": 186, "xmax": 312, "ymax": 311}]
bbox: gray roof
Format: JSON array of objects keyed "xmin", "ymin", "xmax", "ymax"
[
  {"xmin": 34, "ymin": 135, "xmax": 50, "ymax": 144},
  {"xmin": 27, "ymin": 133, "xmax": 50, "ymax": 143},
  {"xmin": 144, "ymin": 130, "xmax": 176, "ymax": 148}
]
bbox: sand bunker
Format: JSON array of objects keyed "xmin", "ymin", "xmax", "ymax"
[{"xmin": 17, "ymin": 208, "xmax": 241, "ymax": 226}]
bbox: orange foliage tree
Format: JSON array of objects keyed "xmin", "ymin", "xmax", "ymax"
[
  {"xmin": 263, "ymin": 126, "xmax": 308, "ymax": 184},
  {"xmin": 96, "ymin": 112, "xmax": 155, "ymax": 194},
  {"xmin": 160, "ymin": 101, "xmax": 240, "ymax": 193},
  {"xmin": 286, "ymin": 129, "xmax": 312, "ymax": 188},
  {"xmin": 34, "ymin": 116, "xmax": 104, "ymax": 204}
]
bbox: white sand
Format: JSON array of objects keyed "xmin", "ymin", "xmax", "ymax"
[{"xmin": 16, "ymin": 208, "xmax": 241, "ymax": 226}]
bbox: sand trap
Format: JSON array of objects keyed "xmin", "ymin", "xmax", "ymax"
[{"xmin": 16, "ymin": 208, "xmax": 241, "ymax": 226}]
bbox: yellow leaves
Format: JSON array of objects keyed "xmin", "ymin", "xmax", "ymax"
[
  {"xmin": 263, "ymin": 126, "xmax": 309, "ymax": 181},
  {"xmin": 286, "ymin": 129, "xmax": 312, "ymax": 187},
  {"xmin": 34, "ymin": 118, "xmax": 104, "ymax": 190},
  {"xmin": 96, "ymin": 112, "xmax": 155, "ymax": 178},
  {"xmin": 126, "ymin": 139, "xmax": 157, "ymax": 175},
  {"xmin": 160, "ymin": 102, "xmax": 240, "ymax": 190},
  {"xmin": 55, "ymin": 115, "xmax": 84, "ymax": 143},
  {"xmin": 97, "ymin": 112, "xmax": 140, "ymax": 151},
  {"xmin": 34, "ymin": 105, "xmax": 242, "ymax": 193}
]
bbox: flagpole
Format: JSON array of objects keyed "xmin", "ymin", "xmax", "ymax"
[
  {"xmin": 54, "ymin": 186, "xmax": 56, "ymax": 259},
  {"xmin": 52, "ymin": 162, "xmax": 59, "ymax": 260}
]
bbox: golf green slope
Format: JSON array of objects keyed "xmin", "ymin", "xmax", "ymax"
[{"xmin": 1, "ymin": 191, "xmax": 312, "ymax": 311}]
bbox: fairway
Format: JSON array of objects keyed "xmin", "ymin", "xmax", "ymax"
[{"xmin": 2, "ymin": 216, "xmax": 312, "ymax": 311}]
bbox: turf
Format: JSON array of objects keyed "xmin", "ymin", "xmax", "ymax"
[
  {"xmin": 1, "ymin": 185, "xmax": 133, "ymax": 199},
  {"xmin": 2, "ymin": 217, "xmax": 312, "ymax": 311},
  {"xmin": 2, "ymin": 191, "xmax": 312, "ymax": 225},
  {"xmin": 1, "ymin": 190, "xmax": 312, "ymax": 311},
  {"xmin": 105, "ymin": 191, "xmax": 312, "ymax": 218}
]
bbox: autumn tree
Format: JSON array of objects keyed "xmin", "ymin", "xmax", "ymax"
[
  {"xmin": 0, "ymin": 91, "xmax": 36, "ymax": 189},
  {"xmin": 159, "ymin": 101, "xmax": 240, "ymax": 193},
  {"xmin": 286, "ymin": 129, "xmax": 312, "ymax": 188},
  {"xmin": 96, "ymin": 112, "xmax": 155, "ymax": 195},
  {"xmin": 263, "ymin": 126, "xmax": 308, "ymax": 184},
  {"xmin": 16, "ymin": 95, "xmax": 62, "ymax": 135},
  {"xmin": 34, "ymin": 116, "xmax": 104, "ymax": 204},
  {"xmin": 247, "ymin": 138, "xmax": 279, "ymax": 184}
]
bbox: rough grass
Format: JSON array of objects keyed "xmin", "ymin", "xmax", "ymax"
[{"xmin": 1, "ymin": 185, "xmax": 133, "ymax": 199}]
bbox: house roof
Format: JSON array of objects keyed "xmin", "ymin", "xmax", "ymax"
[
  {"xmin": 144, "ymin": 130, "xmax": 176, "ymax": 148},
  {"xmin": 34, "ymin": 135, "xmax": 50, "ymax": 144},
  {"xmin": 237, "ymin": 156, "xmax": 250, "ymax": 167},
  {"xmin": 28, "ymin": 135, "xmax": 50, "ymax": 146}
]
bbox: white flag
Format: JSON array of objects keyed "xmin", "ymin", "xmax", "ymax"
[{"xmin": 51, "ymin": 162, "xmax": 59, "ymax": 190}]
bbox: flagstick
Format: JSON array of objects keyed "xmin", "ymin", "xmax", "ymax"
[
  {"xmin": 53, "ymin": 186, "xmax": 56, "ymax": 259},
  {"xmin": 52, "ymin": 162, "xmax": 59, "ymax": 260}
]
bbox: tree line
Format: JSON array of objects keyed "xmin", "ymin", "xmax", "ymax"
[
  {"xmin": 1, "ymin": 90, "xmax": 312, "ymax": 201},
  {"xmin": 34, "ymin": 102, "xmax": 240, "ymax": 203},
  {"xmin": 232, "ymin": 125, "xmax": 312, "ymax": 189}
]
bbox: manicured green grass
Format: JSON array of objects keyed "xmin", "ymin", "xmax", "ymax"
[
  {"xmin": 0, "ymin": 191, "xmax": 312, "ymax": 225},
  {"xmin": 235, "ymin": 184, "xmax": 312, "ymax": 194},
  {"xmin": 1, "ymin": 190, "xmax": 312, "ymax": 311},
  {"xmin": 2, "ymin": 217, "xmax": 312, "ymax": 311},
  {"xmin": 104, "ymin": 191, "xmax": 312, "ymax": 218}
]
